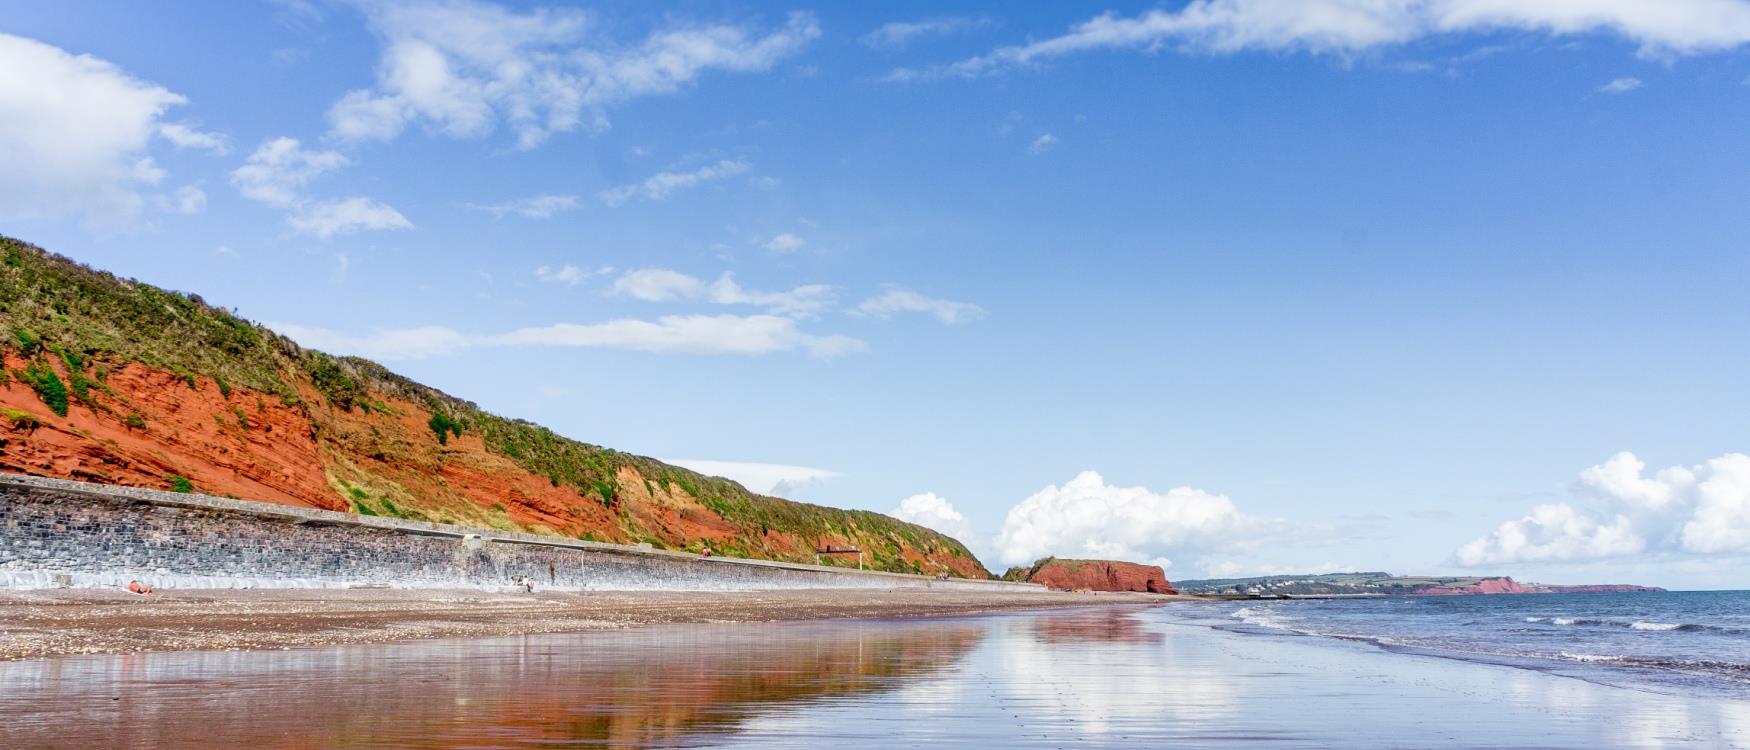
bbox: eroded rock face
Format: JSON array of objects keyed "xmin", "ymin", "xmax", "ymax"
[{"xmin": 1020, "ymin": 559, "xmax": 1177, "ymax": 594}]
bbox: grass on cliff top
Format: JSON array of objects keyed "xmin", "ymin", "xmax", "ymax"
[{"xmin": 0, "ymin": 234, "xmax": 988, "ymax": 578}]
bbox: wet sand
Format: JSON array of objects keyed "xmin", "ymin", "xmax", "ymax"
[
  {"xmin": 0, "ymin": 587, "xmax": 1161, "ymax": 659},
  {"xmin": 4, "ymin": 605, "xmax": 1745, "ymax": 749}
]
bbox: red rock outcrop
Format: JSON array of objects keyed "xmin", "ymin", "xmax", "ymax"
[
  {"xmin": 1015, "ymin": 559, "xmax": 1178, "ymax": 594},
  {"xmin": 1418, "ymin": 576, "xmax": 1536, "ymax": 595}
]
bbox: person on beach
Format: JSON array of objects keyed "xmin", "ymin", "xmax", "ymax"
[
  {"xmin": 701, "ymin": 547, "xmax": 712, "ymax": 558},
  {"xmin": 126, "ymin": 580, "xmax": 153, "ymax": 595}
]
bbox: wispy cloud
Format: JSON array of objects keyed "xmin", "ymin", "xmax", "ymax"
[
  {"xmin": 598, "ymin": 159, "xmax": 750, "ymax": 205},
  {"xmin": 663, "ymin": 459, "xmax": 843, "ymax": 496},
  {"xmin": 862, "ymin": 16, "xmax": 992, "ymax": 49},
  {"xmin": 1598, "ymin": 76, "xmax": 1643, "ymax": 93},
  {"xmin": 856, "ymin": 285, "xmax": 984, "ymax": 324},
  {"xmin": 468, "ymin": 194, "xmax": 580, "ymax": 219},
  {"xmin": 891, "ymin": 1, "xmax": 1750, "ymax": 81},
  {"xmin": 1028, "ymin": 133, "xmax": 1059, "ymax": 154},
  {"xmin": 763, "ymin": 232, "xmax": 806, "ymax": 253},
  {"xmin": 271, "ymin": 313, "xmax": 866, "ymax": 360},
  {"xmin": 611, "ymin": 268, "xmax": 835, "ymax": 317},
  {"xmin": 533, "ymin": 263, "xmax": 611, "ymax": 287}
]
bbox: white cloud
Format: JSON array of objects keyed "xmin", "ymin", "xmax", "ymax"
[
  {"xmin": 612, "ymin": 268, "xmax": 707, "ymax": 301},
  {"xmin": 856, "ymin": 285, "xmax": 985, "ymax": 324},
  {"xmin": 663, "ymin": 459, "xmax": 842, "ymax": 496},
  {"xmin": 268, "ymin": 322, "xmax": 471, "ymax": 360},
  {"xmin": 230, "ymin": 138, "xmax": 410, "ymax": 238},
  {"xmin": 157, "ymin": 185, "xmax": 207, "ymax": 215},
  {"xmin": 0, "ymin": 33, "xmax": 191, "ymax": 225},
  {"xmin": 1028, "ymin": 133, "xmax": 1059, "ymax": 154},
  {"xmin": 1598, "ymin": 76, "xmax": 1644, "ymax": 93},
  {"xmin": 896, "ymin": 0, "xmax": 1750, "ymax": 80},
  {"xmin": 763, "ymin": 232, "xmax": 806, "ymax": 253},
  {"xmin": 286, "ymin": 197, "xmax": 413, "ymax": 239},
  {"xmin": 272, "ymin": 313, "xmax": 866, "ymax": 360},
  {"xmin": 230, "ymin": 137, "xmax": 349, "ymax": 208},
  {"xmin": 329, "ymin": 1, "xmax": 819, "ymax": 148},
  {"xmin": 1455, "ymin": 451, "xmax": 1750, "ymax": 566},
  {"xmin": 992, "ymin": 470, "xmax": 1282, "ymax": 568},
  {"xmin": 611, "ymin": 268, "xmax": 834, "ymax": 316},
  {"xmin": 598, "ymin": 159, "xmax": 750, "ymax": 205},
  {"xmin": 469, "ymin": 194, "xmax": 579, "ymax": 218},
  {"xmin": 534, "ymin": 263, "xmax": 609, "ymax": 287},
  {"xmin": 157, "ymin": 122, "xmax": 231, "ymax": 154},
  {"xmin": 893, "ymin": 492, "xmax": 982, "ymax": 549},
  {"xmin": 498, "ymin": 314, "xmax": 865, "ymax": 357},
  {"xmin": 708, "ymin": 273, "xmax": 834, "ymax": 317},
  {"xmin": 862, "ymin": 16, "xmax": 992, "ymax": 48}
]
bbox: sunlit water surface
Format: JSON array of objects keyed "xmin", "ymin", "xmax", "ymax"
[{"xmin": 4, "ymin": 605, "xmax": 1748, "ymax": 748}]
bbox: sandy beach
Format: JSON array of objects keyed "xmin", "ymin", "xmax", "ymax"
[
  {"xmin": 5, "ymin": 603, "xmax": 1745, "ymax": 749},
  {"xmin": 0, "ymin": 586, "xmax": 1163, "ymax": 660}
]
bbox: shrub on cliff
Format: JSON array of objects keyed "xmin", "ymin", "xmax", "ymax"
[
  {"xmin": 427, "ymin": 412, "xmax": 462, "ymax": 445},
  {"xmin": 21, "ymin": 361, "xmax": 68, "ymax": 417}
]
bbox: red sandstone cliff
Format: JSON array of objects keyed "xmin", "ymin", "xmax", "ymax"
[
  {"xmin": 1006, "ymin": 558, "xmax": 1178, "ymax": 594},
  {"xmin": 0, "ymin": 236, "xmax": 988, "ymax": 579}
]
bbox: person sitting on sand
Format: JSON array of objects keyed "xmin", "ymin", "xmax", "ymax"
[
  {"xmin": 126, "ymin": 580, "xmax": 153, "ymax": 595},
  {"xmin": 700, "ymin": 547, "xmax": 712, "ymax": 558}
]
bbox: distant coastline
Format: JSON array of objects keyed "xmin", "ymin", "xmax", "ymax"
[{"xmin": 1177, "ymin": 571, "xmax": 1665, "ymax": 597}]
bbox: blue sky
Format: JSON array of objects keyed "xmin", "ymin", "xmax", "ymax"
[{"xmin": 3, "ymin": 1, "xmax": 1750, "ymax": 589}]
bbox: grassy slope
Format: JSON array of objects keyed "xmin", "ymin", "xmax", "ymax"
[{"xmin": 0, "ymin": 235, "xmax": 986, "ymax": 577}]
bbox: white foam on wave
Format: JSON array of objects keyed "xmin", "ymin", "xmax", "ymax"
[
  {"xmin": 1552, "ymin": 617, "xmax": 1581, "ymax": 626},
  {"xmin": 1630, "ymin": 621, "xmax": 1683, "ymax": 631},
  {"xmin": 1525, "ymin": 616, "xmax": 1550, "ymax": 623},
  {"xmin": 1557, "ymin": 651, "xmax": 1626, "ymax": 663}
]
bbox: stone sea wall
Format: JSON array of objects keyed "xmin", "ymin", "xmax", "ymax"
[{"xmin": 0, "ymin": 474, "xmax": 1037, "ymax": 593}]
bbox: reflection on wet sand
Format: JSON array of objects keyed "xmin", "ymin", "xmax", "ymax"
[
  {"xmin": 5, "ymin": 605, "xmax": 1749, "ymax": 749},
  {"xmin": 1, "ymin": 619, "xmax": 983, "ymax": 748}
]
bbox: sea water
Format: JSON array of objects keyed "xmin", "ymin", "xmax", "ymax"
[{"xmin": 1204, "ymin": 590, "xmax": 1750, "ymax": 697}]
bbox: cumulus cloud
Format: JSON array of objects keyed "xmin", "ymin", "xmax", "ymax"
[
  {"xmin": 862, "ymin": 16, "xmax": 993, "ymax": 48},
  {"xmin": 598, "ymin": 159, "xmax": 750, "ymax": 205},
  {"xmin": 468, "ymin": 194, "xmax": 580, "ymax": 218},
  {"xmin": 993, "ymin": 470, "xmax": 1284, "ymax": 569},
  {"xmin": 893, "ymin": 492, "xmax": 983, "ymax": 551},
  {"xmin": 0, "ymin": 33, "xmax": 206, "ymax": 225},
  {"xmin": 230, "ymin": 137, "xmax": 348, "ymax": 208},
  {"xmin": 892, "ymin": 0, "xmax": 1750, "ymax": 80},
  {"xmin": 663, "ymin": 459, "xmax": 842, "ymax": 496},
  {"xmin": 611, "ymin": 268, "xmax": 835, "ymax": 316},
  {"xmin": 329, "ymin": 0, "xmax": 819, "ymax": 148},
  {"xmin": 1455, "ymin": 452, "xmax": 1750, "ymax": 566},
  {"xmin": 1598, "ymin": 76, "xmax": 1644, "ymax": 93},
  {"xmin": 230, "ymin": 138, "xmax": 410, "ymax": 238},
  {"xmin": 856, "ymin": 285, "xmax": 985, "ymax": 324},
  {"xmin": 271, "ymin": 313, "xmax": 867, "ymax": 360}
]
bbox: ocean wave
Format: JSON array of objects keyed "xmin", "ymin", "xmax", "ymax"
[{"xmin": 1524, "ymin": 616, "xmax": 1736, "ymax": 633}]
